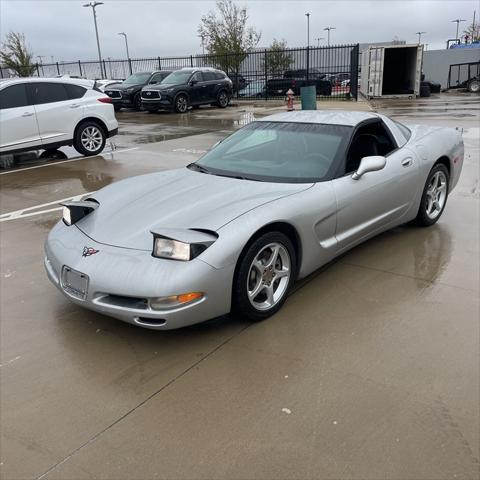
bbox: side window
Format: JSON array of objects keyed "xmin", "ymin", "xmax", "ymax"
[
  {"xmin": 31, "ymin": 83, "xmax": 68, "ymax": 105},
  {"xmin": 345, "ymin": 121, "xmax": 396, "ymax": 174},
  {"xmin": 0, "ymin": 84, "xmax": 29, "ymax": 109},
  {"xmin": 149, "ymin": 73, "xmax": 165, "ymax": 84},
  {"xmin": 191, "ymin": 72, "xmax": 204, "ymax": 83},
  {"xmin": 393, "ymin": 120, "xmax": 411, "ymax": 141},
  {"xmin": 214, "ymin": 72, "xmax": 225, "ymax": 80},
  {"xmin": 64, "ymin": 84, "xmax": 86, "ymax": 99},
  {"xmin": 203, "ymin": 72, "xmax": 216, "ymax": 81}
]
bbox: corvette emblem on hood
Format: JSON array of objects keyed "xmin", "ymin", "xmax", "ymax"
[{"xmin": 82, "ymin": 246, "xmax": 99, "ymax": 257}]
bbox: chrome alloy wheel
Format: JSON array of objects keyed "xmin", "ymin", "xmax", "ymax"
[
  {"xmin": 176, "ymin": 95, "xmax": 188, "ymax": 113},
  {"xmin": 80, "ymin": 126, "xmax": 103, "ymax": 152},
  {"xmin": 218, "ymin": 91, "xmax": 228, "ymax": 107},
  {"xmin": 425, "ymin": 170, "xmax": 447, "ymax": 220},
  {"xmin": 247, "ymin": 242, "xmax": 291, "ymax": 311}
]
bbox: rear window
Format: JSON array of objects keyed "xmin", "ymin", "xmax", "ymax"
[
  {"xmin": 0, "ymin": 84, "xmax": 29, "ymax": 109},
  {"xmin": 65, "ymin": 84, "xmax": 87, "ymax": 99},
  {"xmin": 31, "ymin": 83, "xmax": 68, "ymax": 104}
]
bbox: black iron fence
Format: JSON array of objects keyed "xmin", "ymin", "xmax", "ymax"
[{"xmin": 3, "ymin": 44, "xmax": 360, "ymax": 100}]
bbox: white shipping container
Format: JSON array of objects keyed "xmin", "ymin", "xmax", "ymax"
[{"xmin": 360, "ymin": 44, "xmax": 423, "ymax": 98}]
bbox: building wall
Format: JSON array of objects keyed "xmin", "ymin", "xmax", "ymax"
[{"xmin": 423, "ymin": 48, "xmax": 480, "ymax": 89}]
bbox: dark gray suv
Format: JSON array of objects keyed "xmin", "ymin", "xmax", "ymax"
[{"xmin": 140, "ymin": 67, "xmax": 233, "ymax": 113}]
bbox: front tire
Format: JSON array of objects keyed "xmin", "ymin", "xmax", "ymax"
[
  {"xmin": 232, "ymin": 232, "xmax": 296, "ymax": 321},
  {"xmin": 133, "ymin": 93, "xmax": 142, "ymax": 111},
  {"xmin": 415, "ymin": 164, "xmax": 449, "ymax": 226},
  {"xmin": 174, "ymin": 94, "xmax": 189, "ymax": 113},
  {"xmin": 73, "ymin": 121, "xmax": 106, "ymax": 157}
]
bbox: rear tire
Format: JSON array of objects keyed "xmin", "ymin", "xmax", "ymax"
[
  {"xmin": 73, "ymin": 121, "xmax": 106, "ymax": 157},
  {"xmin": 232, "ymin": 232, "xmax": 296, "ymax": 322},
  {"xmin": 174, "ymin": 94, "xmax": 189, "ymax": 113},
  {"xmin": 415, "ymin": 164, "xmax": 449, "ymax": 227},
  {"xmin": 216, "ymin": 90, "xmax": 229, "ymax": 108}
]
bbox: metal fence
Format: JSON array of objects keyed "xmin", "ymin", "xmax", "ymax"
[{"xmin": 4, "ymin": 44, "xmax": 360, "ymax": 100}]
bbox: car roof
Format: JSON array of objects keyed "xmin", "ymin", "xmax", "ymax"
[
  {"xmin": 258, "ymin": 110, "xmax": 379, "ymax": 127},
  {"xmin": 0, "ymin": 77, "xmax": 95, "ymax": 88},
  {"xmin": 179, "ymin": 67, "xmax": 222, "ymax": 72}
]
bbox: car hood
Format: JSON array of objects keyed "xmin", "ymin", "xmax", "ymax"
[
  {"xmin": 76, "ymin": 168, "xmax": 312, "ymax": 251},
  {"xmin": 143, "ymin": 83, "xmax": 186, "ymax": 92},
  {"xmin": 111, "ymin": 83, "xmax": 144, "ymax": 91}
]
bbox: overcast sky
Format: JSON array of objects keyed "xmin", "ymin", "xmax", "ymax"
[{"xmin": 1, "ymin": 0, "xmax": 477, "ymax": 62}]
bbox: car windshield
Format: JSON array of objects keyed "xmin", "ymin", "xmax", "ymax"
[
  {"xmin": 191, "ymin": 121, "xmax": 351, "ymax": 183},
  {"xmin": 123, "ymin": 73, "xmax": 151, "ymax": 84},
  {"xmin": 161, "ymin": 70, "xmax": 192, "ymax": 85}
]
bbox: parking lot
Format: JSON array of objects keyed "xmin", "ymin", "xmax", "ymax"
[{"xmin": 1, "ymin": 94, "xmax": 479, "ymax": 479}]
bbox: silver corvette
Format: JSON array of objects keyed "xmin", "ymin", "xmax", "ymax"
[{"xmin": 45, "ymin": 111, "xmax": 464, "ymax": 329}]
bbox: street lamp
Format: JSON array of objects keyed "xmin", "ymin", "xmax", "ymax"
[
  {"xmin": 305, "ymin": 13, "xmax": 310, "ymax": 48},
  {"xmin": 83, "ymin": 1, "xmax": 105, "ymax": 78},
  {"xmin": 416, "ymin": 31, "xmax": 426, "ymax": 44},
  {"xmin": 118, "ymin": 32, "xmax": 130, "ymax": 59},
  {"xmin": 324, "ymin": 26, "xmax": 336, "ymax": 46},
  {"xmin": 451, "ymin": 18, "xmax": 466, "ymax": 41},
  {"xmin": 315, "ymin": 37, "xmax": 324, "ymax": 47}
]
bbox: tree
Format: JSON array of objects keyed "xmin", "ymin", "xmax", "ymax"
[
  {"xmin": 0, "ymin": 32, "xmax": 36, "ymax": 77},
  {"xmin": 463, "ymin": 22, "xmax": 480, "ymax": 42},
  {"xmin": 198, "ymin": 0, "xmax": 261, "ymax": 74},
  {"xmin": 262, "ymin": 39, "xmax": 293, "ymax": 76}
]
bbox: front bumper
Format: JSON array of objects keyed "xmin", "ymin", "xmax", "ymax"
[
  {"xmin": 140, "ymin": 96, "xmax": 174, "ymax": 109},
  {"xmin": 44, "ymin": 221, "xmax": 233, "ymax": 330}
]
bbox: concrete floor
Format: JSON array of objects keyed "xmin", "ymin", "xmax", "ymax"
[{"xmin": 0, "ymin": 94, "xmax": 479, "ymax": 480}]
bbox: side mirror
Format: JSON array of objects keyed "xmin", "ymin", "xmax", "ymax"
[
  {"xmin": 149, "ymin": 80, "xmax": 158, "ymax": 84},
  {"xmin": 351, "ymin": 155, "xmax": 386, "ymax": 180}
]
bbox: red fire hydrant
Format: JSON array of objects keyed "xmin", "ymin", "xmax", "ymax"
[{"xmin": 286, "ymin": 89, "xmax": 295, "ymax": 111}]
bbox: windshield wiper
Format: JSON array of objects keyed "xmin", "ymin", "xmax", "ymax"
[{"xmin": 187, "ymin": 163, "xmax": 212, "ymax": 174}]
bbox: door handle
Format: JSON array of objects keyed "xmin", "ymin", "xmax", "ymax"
[
  {"xmin": 22, "ymin": 112, "xmax": 34, "ymax": 117},
  {"xmin": 69, "ymin": 104, "xmax": 80, "ymax": 109},
  {"xmin": 401, "ymin": 158, "xmax": 413, "ymax": 167}
]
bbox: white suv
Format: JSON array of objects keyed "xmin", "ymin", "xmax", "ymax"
[{"xmin": 0, "ymin": 77, "xmax": 118, "ymax": 157}]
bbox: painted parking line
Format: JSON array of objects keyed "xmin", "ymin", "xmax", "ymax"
[
  {"xmin": 0, "ymin": 147, "xmax": 140, "ymax": 175},
  {"xmin": 0, "ymin": 191, "xmax": 96, "ymax": 223}
]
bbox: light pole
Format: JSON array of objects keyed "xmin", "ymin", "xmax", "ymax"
[
  {"xmin": 305, "ymin": 13, "xmax": 310, "ymax": 48},
  {"xmin": 83, "ymin": 1, "xmax": 105, "ymax": 78},
  {"xmin": 451, "ymin": 18, "xmax": 466, "ymax": 41},
  {"xmin": 118, "ymin": 32, "xmax": 130, "ymax": 59},
  {"xmin": 198, "ymin": 34, "xmax": 206, "ymax": 55},
  {"xmin": 315, "ymin": 37, "xmax": 324, "ymax": 47},
  {"xmin": 324, "ymin": 26, "xmax": 336, "ymax": 46},
  {"xmin": 36, "ymin": 55, "xmax": 45, "ymax": 75},
  {"xmin": 416, "ymin": 31, "xmax": 426, "ymax": 44}
]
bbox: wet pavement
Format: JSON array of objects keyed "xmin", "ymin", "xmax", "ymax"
[{"xmin": 0, "ymin": 94, "xmax": 479, "ymax": 479}]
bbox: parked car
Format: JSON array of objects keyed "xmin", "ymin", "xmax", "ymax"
[
  {"xmin": 45, "ymin": 110, "xmax": 463, "ymax": 329},
  {"xmin": 104, "ymin": 71, "xmax": 170, "ymax": 111},
  {"xmin": 283, "ymin": 68, "xmax": 326, "ymax": 79},
  {"xmin": 239, "ymin": 80, "xmax": 266, "ymax": 98},
  {"xmin": 96, "ymin": 79, "xmax": 123, "ymax": 92},
  {"xmin": 228, "ymin": 72, "xmax": 248, "ymax": 93},
  {"xmin": 140, "ymin": 67, "xmax": 233, "ymax": 113},
  {"xmin": 0, "ymin": 77, "xmax": 118, "ymax": 156},
  {"xmin": 266, "ymin": 77, "xmax": 332, "ymax": 96}
]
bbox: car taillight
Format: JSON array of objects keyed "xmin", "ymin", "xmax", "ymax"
[{"xmin": 97, "ymin": 97, "xmax": 112, "ymax": 103}]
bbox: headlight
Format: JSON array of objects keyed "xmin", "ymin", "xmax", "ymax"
[
  {"xmin": 151, "ymin": 230, "xmax": 217, "ymax": 261},
  {"xmin": 125, "ymin": 87, "xmax": 135, "ymax": 94},
  {"xmin": 62, "ymin": 206, "xmax": 72, "ymax": 226},
  {"xmin": 161, "ymin": 88, "xmax": 174, "ymax": 94},
  {"xmin": 153, "ymin": 238, "xmax": 191, "ymax": 261}
]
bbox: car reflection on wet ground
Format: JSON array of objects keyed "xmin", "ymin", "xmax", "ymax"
[{"xmin": 0, "ymin": 94, "xmax": 478, "ymax": 480}]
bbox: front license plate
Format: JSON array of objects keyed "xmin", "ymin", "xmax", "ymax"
[{"xmin": 61, "ymin": 266, "xmax": 89, "ymax": 300}]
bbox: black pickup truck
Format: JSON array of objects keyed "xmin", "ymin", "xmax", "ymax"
[{"xmin": 266, "ymin": 69, "xmax": 332, "ymax": 97}]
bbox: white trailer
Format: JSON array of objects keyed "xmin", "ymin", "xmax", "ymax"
[{"xmin": 360, "ymin": 44, "xmax": 423, "ymax": 98}]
